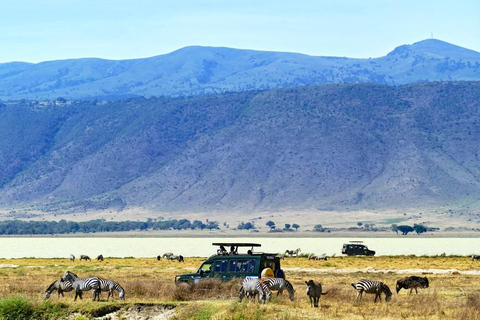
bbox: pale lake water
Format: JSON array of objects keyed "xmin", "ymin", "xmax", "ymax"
[{"xmin": 0, "ymin": 237, "xmax": 479, "ymax": 259}]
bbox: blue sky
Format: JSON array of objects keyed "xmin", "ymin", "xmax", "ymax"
[{"xmin": 0, "ymin": 0, "xmax": 479, "ymax": 63}]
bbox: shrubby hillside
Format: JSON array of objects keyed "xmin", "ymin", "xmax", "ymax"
[
  {"xmin": 0, "ymin": 39, "xmax": 479, "ymax": 100},
  {"xmin": 0, "ymin": 81, "xmax": 479, "ymax": 213}
]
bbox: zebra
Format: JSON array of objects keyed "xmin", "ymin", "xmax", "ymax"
[
  {"xmin": 308, "ymin": 254, "xmax": 327, "ymax": 261},
  {"xmin": 79, "ymin": 255, "xmax": 91, "ymax": 261},
  {"xmin": 163, "ymin": 252, "xmax": 174, "ymax": 258},
  {"xmin": 351, "ymin": 279, "xmax": 392, "ymax": 303},
  {"xmin": 261, "ymin": 277, "xmax": 295, "ymax": 301},
  {"xmin": 97, "ymin": 254, "xmax": 104, "ymax": 262},
  {"xmin": 305, "ymin": 280, "xmax": 328, "ymax": 307},
  {"xmin": 69, "ymin": 254, "xmax": 75, "ymax": 262},
  {"xmin": 239, "ymin": 278, "xmax": 271, "ymax": 304},
  {"xmin": 61, "ymin": 271, "xmax": 101, "ymax": 301},
  {"xmin": 285, "ymin": 248, "xmax": 301, "ymax": 257},
  {"xmin": 396, "ymin": 276, "xmax": 429, "ymax": 294},
  {"xmin": 98, "ymin": 278, "xmax": 125, "ymax": 300},
  {"xmin": 167, "ymin": 254, "xmax": 184, "ymax": 262},
  {"xmin": 45, "ymin": 279, "xmax": 73, "ymax": 299}
]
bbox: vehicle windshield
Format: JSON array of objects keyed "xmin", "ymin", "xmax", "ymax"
[{"xmin": 198, "ymin": 263, "xmax": 212, "ymax": 274}]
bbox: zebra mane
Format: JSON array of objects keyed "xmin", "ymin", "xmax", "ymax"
[
  {"xmin": 381, "ymin": 283, "xmax": 392, "ymax": 295},
  {"xmin": 45, "ymin": 280, "xmax": 59, "ymax": 293}
]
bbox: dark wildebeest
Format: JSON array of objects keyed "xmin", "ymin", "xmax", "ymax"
[
  {"xmin": 79, "ymin": 255, "xmax": 91, "ymax": 261},
  {"xmin": 396, "ymin": 276, "xmax": 429, "ymax": 294}
]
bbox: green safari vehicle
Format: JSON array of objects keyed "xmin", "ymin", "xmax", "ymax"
[{"xmin": 175, "ymin": 243, "xmax": 283, "ymax": 284}]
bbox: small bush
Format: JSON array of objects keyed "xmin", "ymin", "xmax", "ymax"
[{"xmin": 0, "ymin": 296, "xmax": 34, "ymax": 320}]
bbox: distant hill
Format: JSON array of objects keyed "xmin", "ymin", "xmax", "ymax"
[
  {"xmin": 0, "ymin": 81, "xmax": 479, "ymax": 213},
  {"xmin": 1, "ymin": 39, "xmax": 480, "ymax": 100}
]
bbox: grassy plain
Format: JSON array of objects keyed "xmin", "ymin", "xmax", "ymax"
[{"xmin": 1, "ymin": 255, "xmax": 480, "ymax": 319}]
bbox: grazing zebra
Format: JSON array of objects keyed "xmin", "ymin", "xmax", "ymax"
[
  {"xmin": 98, "ymin": 278, "xmax": 125, "ymax": 300},
  {"xmin": 308, "ymin": 254, "xmax": 328, "ymax": 261},
  {"xmin": 305, "ymin": 280, "xmax": 328, "ymax": 307},
  {"xmin": 239, "ymin": 278, "xmax": 271, "ymax": 304},
  {"xmin": 61, "ymin": 271, "xmax": 101, "ymax": 301},
  {"xmin": 70, "ymin": 254, "xmax": 75, "ymax": 262},
  {"xmin": 96, "ymin": 255, "xmax": 104, "ymax": 262},
  {"xmin": 167, "ymin": 254, "xmax": 184, "ymax": 262},
  {"xmin": 45, "ymin": 279, "xmax": 73, "ymax": 299},
  {"xmin": 285, "ymin": 248, "xmax": 301, "ymax": 257},
  {"xmin": 472, "ymin": 255, "xmax": 480, "ymax": 261},
  {"xmin": 351, "ymin": 279, "xmax": 392, "ymax": 303},
  {"xmin": 79, "ymin": 255, "xmax": 91, "ymax": 261},
  {"xmin": 396, "ymin": 276, "xmax": 429, "ymax": 294},
  {"xmin": 163, "ymin": 252, "xmax": 174, "ymax": 258},
  {"xmin": 261, "ymin": 277, "xmax": 295, "ymax": 301}
]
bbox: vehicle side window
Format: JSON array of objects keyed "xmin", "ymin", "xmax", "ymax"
[
  {"xmin": 229, "ymin": 259, "xmax": 256, "ymax": 273},
  {"xmin": 215, "ymin": 260, "xmax": 228, "ymax": 273},
  {"xmin": 199, "ymin": 263, "xmax": 212, "ymax": 274}
]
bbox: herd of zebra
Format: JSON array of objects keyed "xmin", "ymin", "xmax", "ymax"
[
  {"xmin": 239, "ymin": 275, "xmax": 429, "ymax": 307},
  {"xmin": 45, "ymin": 271, "xmax": 125, "ymax": 301},
  {"xmin": 156, "ymin": 252, "xmax": 185, "ymax": 262}
]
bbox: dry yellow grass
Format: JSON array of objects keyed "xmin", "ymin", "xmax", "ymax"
[{"xmin": 1, "ymin": 256, "xmax": 480, "ymax": 319}]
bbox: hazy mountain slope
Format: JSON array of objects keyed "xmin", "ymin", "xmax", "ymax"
[
  {"xmin": 0, "ymin": 39, "xmax": 479, "ymax": 100},
  {"xmin": 0, "ymin": 82, "xmax": 479, "ymax": 213}
]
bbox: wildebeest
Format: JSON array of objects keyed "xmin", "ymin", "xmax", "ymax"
[
  {"xmin": 69, "ymin": 254, "xmax": 75, "ymax": 262},
  {"xmin": 163, "ymin": 252, "xmax": 174, "ymax": 259},
  {"xmin": 472, "ymin": 255, "xmax": 480, "ymax": 261},
  {"xmin": 96, "ymin": 255, "xmax": 104, "ymax": 261},
  {"xmin": 79, "ymin": 255, "xmax": 91, "ymax": 261},
  {"xmin": 167, "ymin": 254, "xmax": 184, "ymax": 262},
  {"xmin": 305, "ymin": 280, "xmax": 327, "ymax": 307},
  {"xmin": 156, "ymin": 255, "xmax": 161, "ymax": 261},
  {"xmin": 396, "ymin": 276, "xmax": 429, "ymax": 294},
  {"xmin": 285, "ymin": 248, "xmax": 301, "ymax": 257},
  {"xmin": 308, "ymin": 254, "xmax": 327, "ymax": 261}
]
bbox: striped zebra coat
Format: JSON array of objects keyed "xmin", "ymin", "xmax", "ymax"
[
  {"xmin": 239, "ymin": 278, "xmax": 271, "ymax": 304},
  {"xmin": 305, "ymin": 280, "xmax": 327, "ymax": 307},
  {"xmin": 261, "ymin": 278, "xmax": 295, "ymax": 301},
  {"xmin": 45, "ymin": 279, "xmax": 73, "ymax": 299},
  {"xmin": 351, "ymin": 279, "xmax": 392, "ymax": 303},
  {"xmin": 61, "ymin": 271, "xmax": 101, "ymax": 301},
  {"xmin": 98, "ymin": 278, "xmax": 125, "ymax": 300},
  {"xmin": 396, "ymin": 276, "xmax": 429, "ymax": 294}
]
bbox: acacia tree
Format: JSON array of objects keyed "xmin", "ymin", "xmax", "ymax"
[
  {"xmin": 397, "ymin": 225, "xmax": 414, "ymax": 235},
  {"xmin": 292, "ymin": 223, "xmax": 300, "ymax": 230},
  {"xmin": 266, "ymin": 220, "xmax": 276, "ymax": 230}
]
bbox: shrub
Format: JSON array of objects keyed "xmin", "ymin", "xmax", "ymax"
[{"xmin": 0, "ymin": 296, "xmax": 34, "ymax": 320}]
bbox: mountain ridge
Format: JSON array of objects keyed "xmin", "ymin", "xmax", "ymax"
[
  {"xmin": 1, "ymin": 39, "xmax": 479, "ymax": 100},
  {"xmin": 1, "ymin": 81, "xmax": 479, "ymax": 214}
]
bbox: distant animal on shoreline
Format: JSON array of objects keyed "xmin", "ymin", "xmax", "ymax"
[
  {"xmin": 69, "ymin": 254, "xmax": 75, "ymax": 262},
  {"xmin": 96, "ymin": 255, "xmax": 104, "ymax": 262},
  {"xmin": 45, "ymin": 279, "xmax": 73, "ymax": 299},
  {"xmin": 472, "ymin": 255, "xmax": 480, "ymax": 261},
  {"xmin": 156, "ymin": 255, "xmax": 161, "ymax": 261},
  {"xmin": 285, "ymin": 248, "xmax": 301, "ymax": 257},
  {"xmin": 305, "ymin": 280, "xmax": 328, "ymax": 307},
  {"xmin": 163, "ymin": 252, "xmax": 174, "ymax": 259},
  {"xmin": 79, "ymin": 255, "xmax": 91, "ymax": 262},
  {"xmin": 308, "ymin": 254, "xmax": 327, "ymax": 261},
  {"xmin": 167, "ymin": 254, "xmax": 184, "ymax": 262},
  {"xmin": 396, "ymin": 276, "xmax": 429, "ymax": 294}
]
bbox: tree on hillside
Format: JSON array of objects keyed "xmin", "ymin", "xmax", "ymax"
[
  {"xmin": 313, "ymin": 224, "xmax": 324, "ymax": 232},
  {"xmin": 266, "ymin": 220, "xmax": 276, "ymax": 230},
  {"xmin": 284, "ymin": 223, "xmax": 291, "ymax": 230},
  {"xmin": 397, "ymin": 225, "xmax": 414, "ymax": 235},
  {"xmin": 292, "ymin": 223, "xmax": 300, "ymax": 230},
  {"xmin": 413, "ymin": 224, "xmax": 427, "ymax": 234}
]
